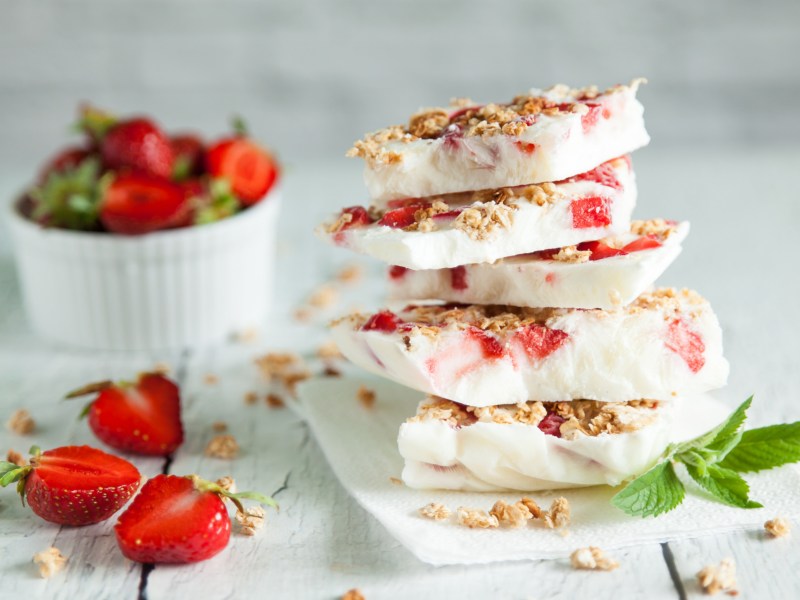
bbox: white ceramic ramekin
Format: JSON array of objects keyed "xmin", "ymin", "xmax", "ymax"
[{"xmin": 8, "ymin": 190, "xmax": 280, "ymax": 351}]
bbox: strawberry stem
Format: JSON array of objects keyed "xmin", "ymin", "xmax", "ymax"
[
  {"xmin": 186, "ymin": 475, "xmax": 278, "ymax": 514},
  {"xmin": 64, "ymin": 380, "xmax": 114, "ymax": 399}
]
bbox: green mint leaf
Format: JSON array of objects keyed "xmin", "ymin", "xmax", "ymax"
[
  {"xmin": 674, "ymin": 396, "xmax": 752, "ymax": 457},
  {"xmin": 684, "ymin": 463, "xmax": 762, "ymax": 509},
  {"xmin": 718, "ymin": 422, "xmax": 800, "ymax": 473},
  {"xmin": 611, "ymin": 460, "xmax": 685, "ymax": 518}
]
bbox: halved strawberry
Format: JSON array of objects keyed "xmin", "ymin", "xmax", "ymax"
[
  {"xmin": 338, "ymin": 206, "xmax": 373, "ymax": 230},
  {"xmin": 577, "ymin": 240, "xmax": 628, "ymax": 261},
  {"xmin": 101, "ymin": 118, "xmax": 175, "ymax": 178},
  {"xmin": 114, "ymin": 474, "xmax": 276, "ymax": 564},
  {"xmin": 621, "ymin": 235, "xmax": 662, "ymax": 253},
  {"xmin": 206, "ymin": 138, "xmax": 278, "ymax": 205},
  {"xmin": 0, "ymin": 445, "xmax": 141, "ymax": 526},
  {"xmin": 100, "ymin": 174, "xmax": 189, "ymax": 234},
  {"xmin": 66, "ymin": 373, "xmax": 184, "ymax": 456}
]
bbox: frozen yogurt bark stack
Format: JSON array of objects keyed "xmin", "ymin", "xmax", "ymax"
[{"xmin": 318, "ymin": 79, "xmax": 729, "ymax": 492}]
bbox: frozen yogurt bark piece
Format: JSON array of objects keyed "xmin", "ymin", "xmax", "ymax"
[
  {"xmin": 330, "ymin": 288, "xmax": 729, "ymax": 407},
  {"xmin": 319, "ymin": 157, "xmax": 636, "ymax": 270},
  {"xmin": 387, "ymin": 220, "xmax": 688, "ymax": 310},
  {"xmin": 399, "ymin": 396, "xmax": 676, "ymax": 491},
  {"xmin": 348, "ymin": 79, "xmax": 648, "ymax": 205}
]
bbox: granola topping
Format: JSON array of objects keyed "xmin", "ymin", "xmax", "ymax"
[
  {"xmin": 630, "ymin": 218, "xmax": 679, "ymax": 240},
  {"xmin": 235, "ymin": 506, "xmax": 266, "ymax": 536},
  {"xmin": 543, "ymin": 497, "xmax": 571, "ymax": 529},
  {"xmin": 33, "ymin": 547, "xmax": 67, "ymax": 579},
  {"xmin": 410, "ymin": 396, "xmax": 660, "ymax": 437},
  {"xmin": 764, "ymin": 517, "xmax": 791, "ymax": 538},
  {"xmin": 489, "ymin": 500, "xmax": 533, "ymax": 528},
  {"xmin": 205, "ymin": 434, "xmax": 240, "ymax": 459},
  {"xmin": 456, "ymin": 506, "xmax": 499, "ymax": 529},
  {"xmin": 357, "ymin": 385, "xmax": 376, "ymax": 409},
  {"xmin": 6, "ymin": 408, "xmax": 35, "ymax": 435}
]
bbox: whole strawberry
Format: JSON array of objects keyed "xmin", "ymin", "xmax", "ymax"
[
  {"xmin": 67, "ymin": 372, "xmax": 184, "ymax": 456},
  {"xmin": 115, "ymin": 474, "xmax": 276, "ymax": 563},
  {"xmin": 101, "ymin": 117, "xmax": 175, "ymax": 178},
  {"xmin": 0, "ymin": 445, "xmax": 141, "ymax": 526}
]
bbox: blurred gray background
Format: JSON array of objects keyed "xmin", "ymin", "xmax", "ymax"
[{"xmin": 1, "ymin": 0, "xmax": 799, "ymax": 179}]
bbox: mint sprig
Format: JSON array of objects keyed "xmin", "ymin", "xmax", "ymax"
[{"xmin": 612, "ymin": 396, "xmax": 800, "ymax": 518}]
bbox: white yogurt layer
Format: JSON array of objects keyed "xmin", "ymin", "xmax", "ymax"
[
  {"xmin": 387, "ymin": 221, "xmax": 689, "ymax": 310},
  {"xmin": 319, "ymin": 157, "xmax": 636, "ymax": 270},
  {"xmin": 330, "ymin": 288, "xmax": 729, "ymax": 407},
  {"xmin": 399, "ymin": 398, "xmax": 678, "ymax": 491},
  {"xmin": 352, "ymin": 80, "xmax": 649, "ymax": 204}
]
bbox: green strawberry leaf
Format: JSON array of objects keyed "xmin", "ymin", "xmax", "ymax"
[
  {"xmin": 684, "ymin": 463, "xmax": 762, "ymax": 509},
  {"xmin": 718, "ymin": 422, "xmax": 800, "ymax": 473},
  {"xmin": 232, "ymin": 115, "xmax": 249, "ymax": 137},
  {"xmin": 611, "ymin": 460, "xmax": 685, "ymax": 518}
]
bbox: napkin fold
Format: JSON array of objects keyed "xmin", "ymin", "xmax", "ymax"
[{"xmin": 296, "ymin": 376, "xmax": 800, "ymax": 566}]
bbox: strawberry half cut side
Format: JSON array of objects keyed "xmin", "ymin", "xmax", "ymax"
[
  {"xmin": 114, "ymin": 474, "xmax": 277, "ymax": 564},
  {"xmin": 99, "ymin": 174, "xmax": 189, "ymax": 235},
  {"xmin": 0, "ymin": 445, "xmax": 141, "ymax": 526},
  {"xmin": 66, "ymin": 372, "xmax": 184, "ymax": 456},
  {"xmin": 206, "ymin": 138, "xmax": 278, "ymax": 205}
]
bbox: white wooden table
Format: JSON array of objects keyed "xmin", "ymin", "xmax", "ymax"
[{"xmin": 1, "ymin": 147, "xmax": 799, "ymax": 599}]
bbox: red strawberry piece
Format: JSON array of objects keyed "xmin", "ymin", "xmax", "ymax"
[
  {"xmin": 361, "ymin": 310, "xmax": 403, "ymax": 333},
  {"xmin": 67, "ymin": 373, "xmax": 184, "ymax": 456},
  {"xmin": 114, "ymin": 474, "xmax": 276, "ymax": 564},
  {"xmin": 563, "ymin": 159, "xmax": 623, "ymax": 190},
  {"xmin": 386, "ymin": 197, "xmax": 418, "ymax": 210},
  {"xmin": 465, "ymin": 327, "xmax": 505, "ymax": 359},
  {"xmin": 38, "ymin": 146, "xmax": 91, "ymax": 182},
  {"xmin": 0, "ymin": 445, "xmax": 141, "ymax": 526},
  {"xmin": 665, "ymin": 318, "xmax": 705, "ymax": 373},
  {"xmin": 378, "ymin": 204, "xmax": 426, "ymax": 228},
  {"xmin": 450, "ymin": 266, "xmax": 468, "ymax": 291},
  {"xmin": 100, "ymin": 173, "xmax": 190, "ymax": 235},
  {"xmin": 577, "ymin": 240, "xmax": 628, "ymax": 261},
  {"xmin": 621, "ymin": 236, "xmax": 662, "ymax": 253},
  {"xmin": 580, "ymin": 103, "xmax": 604, "ymax": 132},
  {"xmin": 338, "ymin": 206, "xmax": 373, "ymax": 230},
  {"xmin": 206, "ymin": 138, "xmax": 278, "ymax": 205},
  {"xmin": 570, "ymin": 196, "xmax": 612, "ymax": 228},
  {"xmin": 101, "ymin": 118, "xmax": 175, "ymax": 179},
  {"xmin": 432, "ymin": 208, "xmax": 463, "ymax": 221},
  {"xmin": 513, "ymin": 324, "xmax": 569, "ymax": 360},
  {"xmin": 389, "ymin": 265, "xmax": 408, "ymax": 280},
  {"xmin": 514, "ymin": 141, "xmax": 537, "ymax": 154},
  {"xmin": 171, "ymin": 134, "xmax": 205, "ymax": 177},
  {"xmin": 538, "ymin": 413, "xmax": 565, "ymax": 437}
]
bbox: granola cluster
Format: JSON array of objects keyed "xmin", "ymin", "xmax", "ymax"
[
  {"xmin": 629, "ymin": 218, "xmax": 679, "ymax": 240},
  {"xmin": 347, "ymin": 81, "xmax": 640, "ymax": 164},
  {"xmin": 409, "ymin": 396, "xmax": 661, "ymax": 437},
  {"xmin": 570, "ymin": 546, "xmax": 619, "ymax": 571},
  {"xmin": 420, "ymin": 496, "xmax": 569, "ymax": 530},
  {"xmin": 697, "ymin": 558, "xmax": 738, "ymax": 595},
  {"xmin": 255, "ymin": 352, "xmax": 311, "ymax": 395},
  {"xmin": 6, "ymin": 408, "xmax": 35, "ymax": 435},
  {"xmin": 453, "ymin": 201, "xmax": 515, "ymax": 240},
  {"xmin": 33, "ymin": 547, "xmax": 67, "ymax": 579}
]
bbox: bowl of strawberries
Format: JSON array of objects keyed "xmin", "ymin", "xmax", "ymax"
[{"xmin": 9, "ymin": 106, "xmax": 280, "ymax": 350}]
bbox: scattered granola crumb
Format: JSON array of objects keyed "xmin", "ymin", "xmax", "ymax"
[
  {"xmin": 6, "ymin": 449, "xmax": 26, "ymax": 466},
  {"xmin": 234, "ymin": 327, "xmax": 259, "ymax": 343},
  {"xmin": 215, "ymin": 476, "xmax": 236, "ymax": 493},
  {"xmin": 266, "ymin": 393, "xmax": 285, "ymax": 409},
  {"xmin": 212, "ymin": 421, "xmax": 228, "ymax": 433},
  {"xmin": 323, "ymin": 365, "xmax": 342, "ymax": 377},
  {"xmin": 317, "ymin": 340, "xmax": 343, "ymax": 361},
  {"xmin": 341, "ymin": 589, "xmax": 365, "ymax": 600},
  {"xmin": 544, "ymin": 497, "xmax": 571, "ymax": 529},
  {"xmin": 419, "ymin": 502, "xmax": 451, "ymax": 521},
  {"xmin": 152, "ymin": 361, "xmax": 171, "ymax": 375},
  {"xmin": 33, "ymin": 547, "xmax": 67, "ymax": 579},
  {"xmin": 203, "ymin": 374, "xmax": 219, "ymax": 385},
  {"xmin": 336, "ymin": 263, "xmax": 364, "ymax": 284},
  {"xmin": 244, "ymin": 391, "xmax": 259, "ymax": 405},
  {"xmin": 255, "ymin": 352, "xmax": 311, "ymax": 395},
  {"xmin": 697, "ymin": 558, "xmax": 738, "ymax": 596},
  {"xmin": 570, "ymin": 546, "xmax": 619, "ymax": 571},
  {"xmin": 293, "ymin": 307, "xmax": 313, "ymax": 322},
  {"xmin": 490, "ymin": 500, "xmax": 533, "ymax": 528},
  {"xmin": 235, "ymin": 505, "xmax": 266, "ymax": 536},
  {"xmin": 357, "ymin": 386, "xmax": 376, "ymax": 409},
  {"xmin": 6, "ymin": 409, "xmax": 35, "ymax": 435},
  {"xmin": 308, "ymin": 284, "xmax": 338, "ymax": 309},
  {"xmin": 205, "ymin": 434, "xmax": 239, "ymax": 459},
  {"xmin": 764, "ymin": 517, "xmax": 791, "ymax": 538},
  {"xmin": 519, "ymin": 497, "xmax": 543, "ymax": 519},
  {"xmin": 456, "ymin": 506, "xmax": 499, "ymax": 529},
  {"xmin": 389, "ymin": 477, "xmax": 403, "ymax": 486}
]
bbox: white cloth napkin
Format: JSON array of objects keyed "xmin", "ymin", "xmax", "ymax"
[{"xmin": 295, "ymin": 376, "xmax": 800, "ymax": 566}]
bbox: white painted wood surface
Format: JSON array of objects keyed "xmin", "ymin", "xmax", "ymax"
[{"xmin": 1, "ymin": 148, "xmax": 799, "ymax": 598}]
